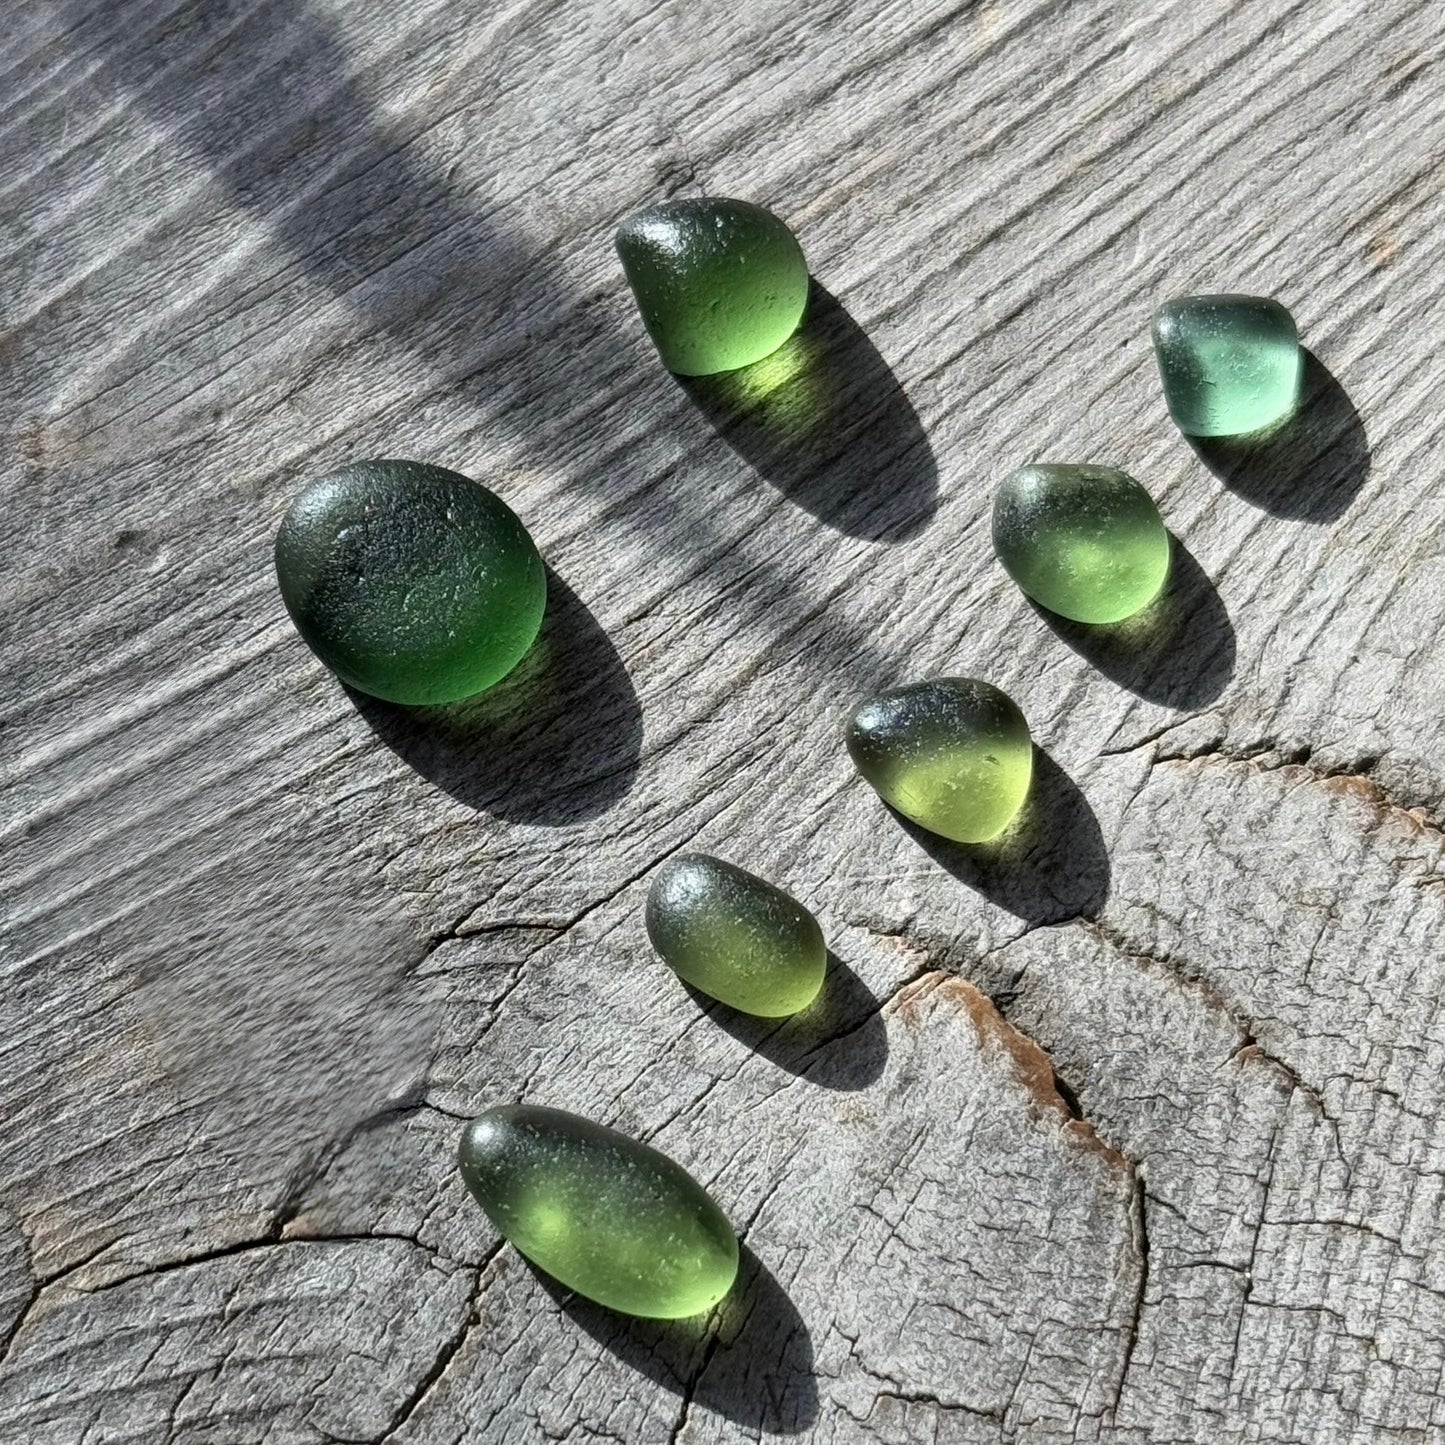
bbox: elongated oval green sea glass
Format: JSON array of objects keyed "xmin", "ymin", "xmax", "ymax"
[
  {"xmin": 846, "ymin": 677, "xmax": 1033, "ymax": 844},
  {"xmin": 275, "ymin": 459, "xmax": 545, "ymax": 706},
  {"xmin": 993, "ymin": 463, "xmax": 1170, "ymax": 624},
  {"xmin": 615, "ymin": 197, "xmax": 809, "ymax": 376},
  {"xmin": 458, "ymin": 1104, "xmax": 738, "ymax": 1319},
  {"xmin": 1152, "ymin": 294, "xmax": 1301, "ymax": 437},
  {"xmin": 646, "ymin": 854, "xmax": 826, "ymax": 1017}
]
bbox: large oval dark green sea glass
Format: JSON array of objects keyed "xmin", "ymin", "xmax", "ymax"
[
  {"xmin": 275, "ymin": 459, "xmax": 545, "ymax": 705},
  {"xmin": 458, "ymin": 1104, "xmax": 739, "ymax": 1319},
  {"xmin": 615, "ymin": 198, "xmax": 809, "ymax": 376},
  {"xmin": 647, "ymin": 854, "xmax": 826, "ymax": 1017},
  {"xmin": 993, "ymin": 463, "xmax": 1170, "ymax": 624},
  {"xmin": 847, "ymin": 677, "xmax": 1033, "ymax": 844}
]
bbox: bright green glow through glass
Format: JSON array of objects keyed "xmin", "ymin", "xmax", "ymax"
[
  {"xmin": 846, "ymin": 677, "xmax": 1034, "ymax": 844},
  {"xmin": 993, "ymin": 463, "xmax": 1171, "ymax": 625},
  {"xmin": 458, "ymin": 1105, "xmax": 739, "ymax": 1320},
  {"xmin": 646, "ymin": 854, "xmax": 826, "ymax": 1017},
  {"xmin": 616, "ymin": 198, "xmax": 810, "ymax": 376}
]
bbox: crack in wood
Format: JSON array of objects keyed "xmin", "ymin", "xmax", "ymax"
[
  {"xmin": 891, "ymin": 970, "xmax": 1136, "ymax": 1175},
  {"xmin": 1146, "ymin": 741, "xmax": 1443, "ymax": 837},
  {"xmin": 371, "ymin": 1252, "xmax": 496, "ymax": 1445},
  {"xmin": 1111, "ymin": 1172, "xmax": 1151, "ymax": 1419}
]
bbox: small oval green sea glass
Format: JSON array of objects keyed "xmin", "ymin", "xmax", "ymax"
[
  {"xmin": 458, "ymin": 1104, "xmax": 739, "ymax": 1319},
  {"xmin": 615, "ymin": 197, "xmax": 809, "ymax": 376},
  {"xmin": 1152, "ymin": 294, "xmax": 1301, "ymax": 437},
  {"xmin": 646, "ymin": 854, "xmax": 826, "ymax": 1017},
  {"xmin": 993, "ymin": 463, "xmax": 1171, "ymax": 624},
  {"xmin": 846, "ymin": 677, "xmax": 1033, "ymax": 844},
  {"xmin": 275, "ymin": 459, "xmax": 545, "ymax": 706}
]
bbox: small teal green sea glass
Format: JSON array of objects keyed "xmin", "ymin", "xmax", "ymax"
[
  {"xmin": 1152, "ymin": 294, "xmax": 1301, "ymax": 437},
  {"xmin": 275, "ymin": 459, "xmax": 545, "ymax": 705},
  {"xmin": 458, "ymin": 1104, "xmax": 739, "ymax": 1319},
  {"xmin": 846, "ymin": 678, "xmax": 1033, "ymax": 844},
  {"xmin": 647, "ymin": 854, "xmax": 826, "ymax": 1017},
  {"xmin": 616, "ymin": 198, "xmax": 809, "ymax": 376},
  {"xmin": 993, "ymin": 463, "xmax": 1171, "ymax": 624}
]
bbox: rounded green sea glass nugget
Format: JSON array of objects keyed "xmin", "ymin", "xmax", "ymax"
[
  {"xmin": 458, "ymin": 1104, "xmax": 739, "ymax": 1319},
  {"xmin": 993, "ymin": 463, "xmax": 1170, "ymax": 624},
  {"xmin": 615, "ymin": 197, "xmax": 810, "ymax": 376},
  {"xmin": 1152, "ymin": 294, "xmax": 1301, "ymax": 437},
  {"xmin": 846, "ymin": 677, "xmax": 1033, "ymax": 844},
  {"xmin": 274, "ymin": 459, "xmax": 545, "ymax": 706},
  {"xmin": 646, "ymin": 854, "xmax": 826, "ymax": 1017}
]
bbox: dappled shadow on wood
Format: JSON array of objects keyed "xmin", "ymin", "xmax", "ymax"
[
  {"xmin": 898, "ymin": 749, "xmax": 1109, "ymax": 924},
  {"xmin": 350, "ymin": 569, "xmax": 641, "ymax": 825},
  {"xmin": 112, "ymin": 4, "xmax": 572, "ymax": 386},
  {"xmin": 1187, "ymin": 351, "xmax": 1369, "ymax": 521},
  {"xmin": 1033, "ymin": 538, "xmax": 1235, "ymax": 708},
  {"xmin": 678, "ymin": 283, "xmax": 937, "ymax": 542},
  {"xmin": 101, "ymin": 2, "xmax": 930, "ymax": 692},
  {"xmin": 538, "ymin": 1247, "xmax": 818, "ymax": 1435},
  {"xmin": 683, "ymin": 952, "xmax": 886, "ymax": 1091}
]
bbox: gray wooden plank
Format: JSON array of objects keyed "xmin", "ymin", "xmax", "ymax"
[{"xmin": 3, "ymin": 0, "xmax": 1444, "ymax": 1439}]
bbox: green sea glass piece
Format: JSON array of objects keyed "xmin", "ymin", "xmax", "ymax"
[
  {"xmin": 458, "ymin": 1104, "xmax": 739, "ymax": 1319},
  {"xmin": 1152, "ymin": 294, "xmax": 1301, "ymax": 437},
  {"xmin": 846, "ymin": 677, "xmax": 1033, "ymax": 844},
  {"xmin": 615, "ymin": 197, "xmax": 809, "ymax": 376},
  {"xmin": 275, "ymin": 459, "xmax": 545, "ymax": 706},
  {"xmin": 646, "ymin": 854, "xmax": 826, "ymax": 1017},
  {"xmin": 993, "ymin": 463, "xmax": 1171, "ymax": 624}
]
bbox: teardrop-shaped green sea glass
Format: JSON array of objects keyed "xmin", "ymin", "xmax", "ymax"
[
  {"xmin": 1152, "ymin": 294, "xmax": 1301, "ymax": 437},
  {"xmin": 458, "ymin": 1105, "xmax": 738, "ymax": 1319},
  {"xmin": 647, "ymin": 854, "xmax": 826, "ymax": 1017},
  {"xmin": 274, "ymin": 459, "xmax": 545, "ymax": 706},
  {"xmin": 846, "ymin": 677, "xmax": 1033, "ymax": 844},
  {"xmin": 615, "ymin": 198, "xmax": 809, "ymax": 376},
  {"xmin": 993, "ymin": 463, "xmax": 1171, "ymax": 624}
]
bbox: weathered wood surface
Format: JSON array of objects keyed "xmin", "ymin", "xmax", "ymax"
[{"xmin": 2, "ymin": 0, "xmax": 1443, "ymax": 1439}]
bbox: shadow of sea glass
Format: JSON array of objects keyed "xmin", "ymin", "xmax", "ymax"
[
  {"xmin": 679, "ymin": 282, "xmax": 938, "ymax": 542},
  {"xmin": 897, "ymin": 748, "xmax": 1110, "ymax": 924},
  {"xmin": 538, "ymin": 1246, "xmax": 819, "ymax": 1436},
  {"xmin": 1032, "ymin": 536, "xmax": 1236, "ymax": 708},
  {"xmin": 683, "ymin": 951, "xmax": 887, "ymax": 1092},
  {"xmin": 1187, "ymin": 350, "xmax": 1369, "ymax": 522},
  {"xmin": 350, "ymin": 568, "xmax": 642, "ymax": 826}
]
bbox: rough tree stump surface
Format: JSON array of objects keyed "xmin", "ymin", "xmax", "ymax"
[{"xmin": 3, "ymin": 0, "xmax": 1443, "ymax": 1440}]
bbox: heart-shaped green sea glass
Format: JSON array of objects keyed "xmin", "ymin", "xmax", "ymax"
[{"xmin": 847, "ymin": 677, "xmax": 1033, "ymax": 844}]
